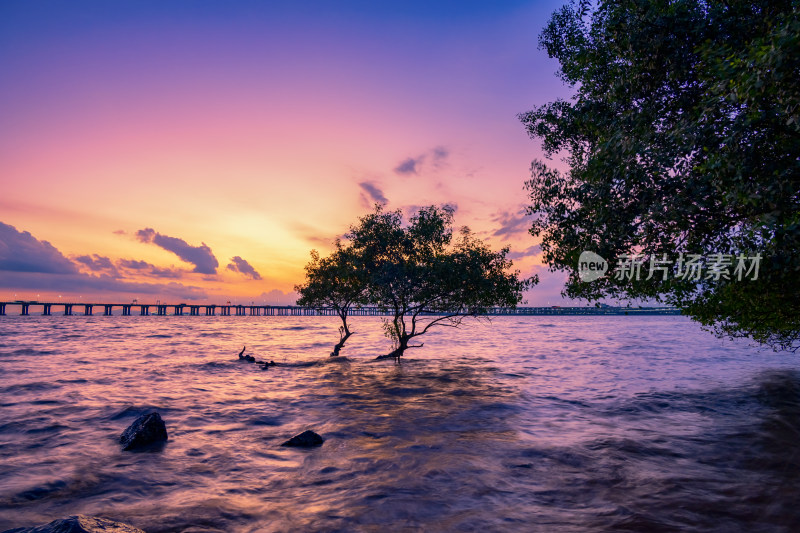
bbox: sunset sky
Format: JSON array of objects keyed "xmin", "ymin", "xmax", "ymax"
[{"xmin": 0, "ymin": 0, "xmax": 576, "ymax": 305}]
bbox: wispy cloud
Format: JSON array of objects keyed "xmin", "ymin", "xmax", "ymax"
[
  {"xmin": 288, "ymin": 222, "xmax": 338, "ymax": 248},
  {"xmin": 491, "ymin": 208, "xmax": 533, "ymax": 238},
  {"xmin": 358, "ymin": 180, "xmax": 388, "ymax": 207},
  {"xmin": 394, "ymin": 157, "xmax": 422, "ymax": 175},
  {"xmin": 258, "ymin": 289, "xmax": 298, "ymax": 305},
  {"xmin": 393, "ymin": 146, "xmax": 449, "ymax": 176},
  {"xmin": 431, "ymin": 146, "xmax": 448, "ymax": 167},
  {"xmin": 401, "ymin": 202, "xmax": 458, "ymax": 219},
  {"xmin": 226, "ymin": 256, "xmax": 262, "ymax": 280},
  {"xmin": 136, "ymin": 228, "xmax": 219, "ymax": 274},
  {"xmin": 506, "ymin": 245, "xmax": 541, "ymax": 261}
]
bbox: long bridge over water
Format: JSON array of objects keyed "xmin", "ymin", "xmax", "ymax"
[{"xmin": 0, "ymin": 301, "xmax": 681, "ymax": 317}]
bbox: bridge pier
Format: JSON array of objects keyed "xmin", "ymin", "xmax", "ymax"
[
  {"xmin": 189, "ymin": 306, "xmax": 199, "ymax": 316},
  {"xmin": 42, "ymin": 303, "xmax": 51, "ymax": 316},
  {"xmin": 122, "ymin": 305, "xmax": 132, "ymax": 316},
  {"xmin": 64, "ymin": 304, "xmax": 73, "ymax": 316},
  {"xmin": 104, "ymin": 305, "xmax": 113, "ymax": 316},
  {"xmin": 21, "ymin": 304, "xmax": 29, "ymax": 316},
  {"xmin": 205, "ymin": 306, "xmax": 215, "ymax": 316},
  {"xmin": 84, "ymin": 304, "xmax": 93, "ymax": 316},
  {"xmin": 140, "ymin": 305, "xmax": 149, "ymax": 316},
  {"xmin": 174, "ymin": 306, "xmax": 184, "ymax": 316},
  {"xmin": 0, "ymin": 303, "xmax": 5, "ymax": 316}
]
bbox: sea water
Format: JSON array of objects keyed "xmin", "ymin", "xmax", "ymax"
[{"xmin": 1, "ymin": 315, "xmax": 798, "ymax": 532}]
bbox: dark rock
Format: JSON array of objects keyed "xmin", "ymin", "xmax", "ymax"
[
  {"xmin": 281, "ymin": 430, "xmax": 324, "ymax": 447},
  {"xmin": 120, "ymin": 412, "xmax": 168, "ymax": 451},
  {"xmin": 261, "ymin": 364, "xmax": 269, "ymax": 370},
  {"xmin": 3, "ymin": 515, "xmax": 145, "ymax": 533}
]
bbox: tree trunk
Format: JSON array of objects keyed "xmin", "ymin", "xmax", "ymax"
[
  {"xmin": 330, "ymin": 327, "xmax": 352, "ymax": 356},
  {"xmin": 376, "ymin": 336, "xmax": 409, "ymax": 361}
]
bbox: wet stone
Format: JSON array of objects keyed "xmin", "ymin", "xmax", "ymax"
[
  {"xmin": 281, "ymin": 430, "xmax": 324, "ymax": 447},
  {"xmin": 120, "ymin": 412, "xmax": 168, "ymax": 451},
  {"xmin": 3, "ymin": 514, "xmax": 146, "ymax": 533}
]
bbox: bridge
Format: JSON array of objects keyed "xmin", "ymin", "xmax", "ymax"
[{"xmin": 0, "ymin": 301, "xmax": 681, "ymax": 317}]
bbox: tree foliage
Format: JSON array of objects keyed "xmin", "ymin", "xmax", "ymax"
[
  {"xmin": 521, "ymin": 0, "xmax": 800, "ymax": 349},
  {"xmin": 296, "ymin": 205, "xmax": 535, "ymax": 359}
]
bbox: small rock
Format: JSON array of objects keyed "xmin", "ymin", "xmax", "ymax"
[
  {"xmin": 120, "ymin": 412, "xmax": 168, "ymax": 451},
  {"xmin": 3, "ymin": 514, "xmax": 145, "ymax": 533},
  {"xmin": 281, "ymin": 430, "xmax": 324, "ymax": 447}
]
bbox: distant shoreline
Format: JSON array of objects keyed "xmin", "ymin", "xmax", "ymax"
[{"xmin": 0, "ymin": 301, "xmax": 681, "ymax": 317}]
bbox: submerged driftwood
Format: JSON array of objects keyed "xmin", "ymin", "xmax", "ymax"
[{"xmin": 238, "ymin": 346, "xmax": 275, "ymax": 369}]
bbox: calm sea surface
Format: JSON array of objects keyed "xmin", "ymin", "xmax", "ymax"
[{"xmin": 1, "ymin": 315, "xmax": 799, "ymax": 532}]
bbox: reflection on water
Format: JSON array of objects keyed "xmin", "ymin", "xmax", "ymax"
[{"xmin": 0, "ymin": 315, "xmax": 799, "ymax": 532}]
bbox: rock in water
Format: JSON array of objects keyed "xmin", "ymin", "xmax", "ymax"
[
  {"xmin": 281, "ymin": 430, "xmax": 324, "ymax": 447},
  {"xmin": 120, "ymin": 412, "xmax": 168, "ymax": 451},
  {"xmin": 3, "ymin": 515, "xmax": 145, "ymax": 533}
]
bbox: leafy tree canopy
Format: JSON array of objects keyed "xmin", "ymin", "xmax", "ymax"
[
  {"xmin": 347, "ymin": 205, "xmax": 536, "ymax": 359},
  {"xmin": 296, "ymin": 205, "xmax": 535, "ymax": 359},
  {"xmin": 521, "ymin": 0, "xmax": 800, "ymax": 349}
]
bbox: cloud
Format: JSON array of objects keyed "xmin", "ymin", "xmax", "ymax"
[
  {"xmin": 136, "ymin": 228, "xmax": 155, "ymax": 242},
  {"xmin": 257, "ymin": 289, "xmax": 298, "ymax": 305},
  {"xmin": 74, "ymin": 254, "xmax": 120, "ymax": 277},
  {"xmin": 288, "ymin": 222, "xmax": 339, "ymax": 248},
  {"xmin": 151, "ymin": 267, "xmax": 184, "ymax": 279},
  {"xmin": 136, "ymin": 227, "xmax": 219, "ymax": 274},
  {"xmin": 358, "ymin": 181, "xmax": 388, "ymax": 207},
  {"xmin": 113, "ymin": 229, "xmax": 126, "ymax": 235},
  {"xmin": 492, "ymin": 208, "xmax": 533, "ymax": 238},
  {"xmin": 0, "ymin": 221, "xmax": 209, "ymax": 299},
  {"xmin": 393, "ymin": 146, "xmax": 449, "ymax": 176},
  {"xmin": 0, "ymin": 271, "xmax": 208, "ymax": 300},
  {"xmin": 506, "ymin": 245, "xmax": 541, "ymax": 261},
  {"xmin": 226, "ymin": 256, "xmax": 262, "ymax": 280},
  {"xmin": 117, "ymin": 259, "xmax": 149, "ymax": 270},
  {"xmin": 0, "ymin": 221, "xmax": 79, "ymax": 274},
  {"xmin": 117, "ymin": 258, "xmax": 184, "ymax": 279},
  {"xmin": 431, "ymin": 146, "xmax": 448, "ymax": 166},
  {"xmin": 401, "ymin": 203, "xmax": 458, "ymax": 218},
  {"xmin": 394, "ymin": 157, "xmax": 422, "ymax": 175}
]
